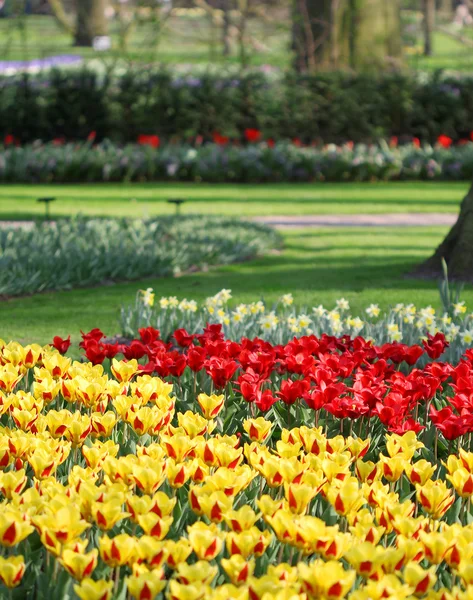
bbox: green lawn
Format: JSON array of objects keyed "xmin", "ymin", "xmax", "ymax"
[
  {"xmin": 0, "ymin": 182, "xmax": 467, "ymax": 220},
  {"xmin": 408, "ymin": 31, "xmax": 473, "ymax": 72},
  {"xmin": 0, "ymin": 14, "xmax": 289, "ymax": 67},
  {"xmin": 3, "ymin": 16, "xmax": 473, "ymax": 73},
  {"xmin": 2, "ymin": 226, "xmax": 472, "ymax": 347}
]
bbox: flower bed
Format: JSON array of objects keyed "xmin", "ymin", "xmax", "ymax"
[
  {"xmin": 0, "ymin": 217, "xmax": 280, "ymax": 297},
  {"xmin": 1, "ymin": 330, "xmax": 473, "ymax": 598},
  {"xmin": 1, "ymin": 140, "xmax": 473, "ymax": 183},
  {"xmin": 120, "ymin": 289, "xmax": 473, "ymax": 363}
]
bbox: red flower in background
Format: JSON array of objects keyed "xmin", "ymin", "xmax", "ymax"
[
  {"xmin": 437, "ymin": 134, "xmax": 453, "ymax": 148},
  {"xmin": 412, "ymin": 137, "xmax": 421, "ymax": 148},
  {"xmin": 212, "ymin": 132, "xmax": 229, "ymax": 146},
  {"xmin": 138, "ymin": 134, "xmax": 160, "ymax": 148},
  {"xmin": 52, "ymin": 335, "xmax": 71, "ymax": 354},
  {"xmin": 4, "ymin": 134, "xmax": 19, "ymax": 146},
  {"xmin": 244, "ymin": 128, "xmax": 262, "ymax": 143},
  {"xmin": 266, "ymin": 138, "xmax": 275, "ymax": 148},
  {"xmin": 87, "ymin": 131, "xmax": 97, "ymax": 143},
  {"xmin": 389, "ymin": 136, "xmax": 398, "ymax": 148}
]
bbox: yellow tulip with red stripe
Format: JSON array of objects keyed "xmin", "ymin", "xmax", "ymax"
[
  {"xmin": 0, "ymin": 555, "xmax": 25, "ymax": 588},
  {"xmin": 74, "ymin": 578, "xmax": 113, "ymax": 600}
]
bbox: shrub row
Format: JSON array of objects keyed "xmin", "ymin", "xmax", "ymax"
[
  {"xmin": 1, "ymin": 140, "xmax": 473, "ymax": 183},
  {"xmin": 0, "ymin": 216, "xmax": 281, "ymax": 296},
  {"xmin": 2, "ymin": 67, "xmax": 473, "ymax": 143}
]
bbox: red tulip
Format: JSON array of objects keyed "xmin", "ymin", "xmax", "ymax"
[
  {"xmin": 51, "ymin": 335, "xmax": 71, "ymax": 354},
  {"xmin": 437, "ymin": 134, "xmax": 453, "ymax": 148},
  {"xmin": 244, "ymin": 128, "xmax": 262, "ymax": 143}
]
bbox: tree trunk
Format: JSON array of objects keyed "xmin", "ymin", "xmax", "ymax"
[
  {"xmin": 75, "ymin": 0, "xmax": 108, "ymax": 47},
  {"xmin": 292, "ymin": 0, "xmax": 402, "ymax": 72},
  {"xmin": 423, "ymin": 0, "xmax": 435, "ymax": 56},
  {"xmin": 415, "ymin": 181, "xmax": 473, "ymax": 281},
  {"xmin": 222, "ymin": 0, "xmax": 232, "ymax": 56},
  {"xmin": 438, "ymin": 0, "xmax": 453, "ymax": 18}
]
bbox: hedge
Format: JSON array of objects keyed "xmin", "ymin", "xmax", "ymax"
[{"xmin": 2, "ymin": 67, "xmax": 473, "ymax": 144}]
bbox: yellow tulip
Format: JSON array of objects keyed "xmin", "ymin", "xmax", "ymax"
[
  {"xmin": 326, "ymin": 477, "xmax": 365, "ymax": 516},
  {"xmin": 160, "ymin": 433, "xmax": 195, "ymax": 462},
  {"xmin": 126, "ymin": 567, "xmax": 166, "ymax": 600},
  {"xmin": 187, "ymin": 522, "xmax": 223, "ymax": 560},
  {"xmin": 164, "ymin": 539, "xmax": 193, "ymax": 568},
  {"xmin": 0, "ymin": 509, "xmax": 34, "ymax": 547},
  {"xmin": 167, "ymin": 579, "xmax": 208, "ymax": 600},
  {"xmin": 136, "ymin": 536, "xmax": 168, "ymax": 569},
  {"xmin": 197, "ymin": 490, "xmax": 233, "ymax": 523},
  {"xmin": 403, "ymin": 563, "xmax": 437, "ymax": 597},
  {"xmin": 345, "ymin": 542, "xmax": 385, "ymax": 579},
  {"xmin": 417, "ymin": 480, "xmax": 455, "ymax": 519},
  {"xmin": 176, "ymin": 560, "xmax": 218, "ymax": 585},
  {"xmin": 447, "ymin": 467, "xmax": 473, "ymax": 498},
  {"xmin": 460, "ymin": 449, "xmax": 473, "ymax": 473},
  {"xmin": 28, "ymin": 448, "xmax": 57, "ymax": 480},
  {"xmin": 60, "ymin": 548, "xmax": 98, "ymax": 580},
  {"xmin": 99, "ymin": 534, "xmax": 137, "ymax": 567},
  {"xmin": 298, "ymin": 559, "xmax": 356, "ymax": 599},
  {"xmin": 197, "ymin": 393, "xmax": 225, "ymax": 420},
  {"xmin": 74, "ymin": 578, "xmax": 113, "ymax": 600},
  {"xmin": 405, "ymin": 460, "xmax": 436, "ymax": 486},
  {"xmin": 380, "ymin": 454, "xmax": 407, "ymax": 483},
  {"xmin": 243, "ymin": 417, "xmax": 273, "ymax": 442},
  {"xmin": 385, "ymin": 431, "xmax": 423, "ymax": 460},
  {"xmin": 221, "ymin": 554, "xmax": 254, "ymax": 585},
  {"xmin": 0, "ymin": 555, "xmax": 25, "ymax": 588},
  {"xmin": 177, "ymin": 411, "xmax": 210, "ymax": 438},
  {"xmin": 355, "ymin": 459, "xmax": 380, "ymax": 484},
  {"xmin": 0, "ymin": 364, "xmax": 24, "ymax": 393},
  {"xmin": 0, "ymin": 468, "xmax": 26, "ymax": 500},
  {"xmin": 137, "ymin": 513, "xmax": 173, "ymax": 540},
  {"xmin": 111, "ymin": 358, "xmax": 139, "ymax": 383},
  {"xmin": 226, "ymin": 527, "xmax": 272, "ymax": 559},
  {"xmin": 90, "ymin": 412, "xmax": 118, "ymax": 438},
  {"xmin": 225, "ymin": 505, "xmax": 258, "ymax": 532},
  {"xmin": 166, "ymin": 458, "xmax": 191, "ymax": 488},
  {"xmin": 92, "ymin": 498, "xmax": 129, "ymax": 530},
  {"xmin": 132, "ymin": 460, "xmax": 166, "ymax": 495},
  {"xmin": 419, "ymin": 530, "xmax": 455, "ymax": 564}
]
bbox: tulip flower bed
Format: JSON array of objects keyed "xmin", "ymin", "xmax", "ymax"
[
  {"xmin": 3, "ymin": 330, "xmax": 473, "ymax": 600},
  {"xmin": 121, "ymin": 289, "xmax": 473, "ymax": 363},
  {"xmin": 2, "ymin": 140, "xmax": 473, "ymax": 184},
  {"xmin": 0, "ymin": 217, "xmax": 280, "ymax": 297}
]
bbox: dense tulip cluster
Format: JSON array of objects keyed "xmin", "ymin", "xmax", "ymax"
[
  {"xmin": 74, "ymin": 320, "xmax": 473, "ymax": 442},
  {"xmin": 3, "ymin": 334, "xmax": 473, "ymax": 599},
  {"xmin": 120, "ymin": 290, "xmax": 473, "ymax": 362}
]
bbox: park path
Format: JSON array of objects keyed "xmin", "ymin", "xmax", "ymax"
[
  {"xmin": 251, "ymin": 213, "xmax": 457, "ymax": 228},
  {"xmin": 0, "ymin": 213, "xmax": 458, "ymax": 230}
]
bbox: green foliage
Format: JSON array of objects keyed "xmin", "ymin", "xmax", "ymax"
[
  {"xmin": 3, "ymin": 67, "xmax": 473, "ymax": 143},
  {"xmin": 0, "ymin": 215, "xmax": 281, "ymax": 297}
]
